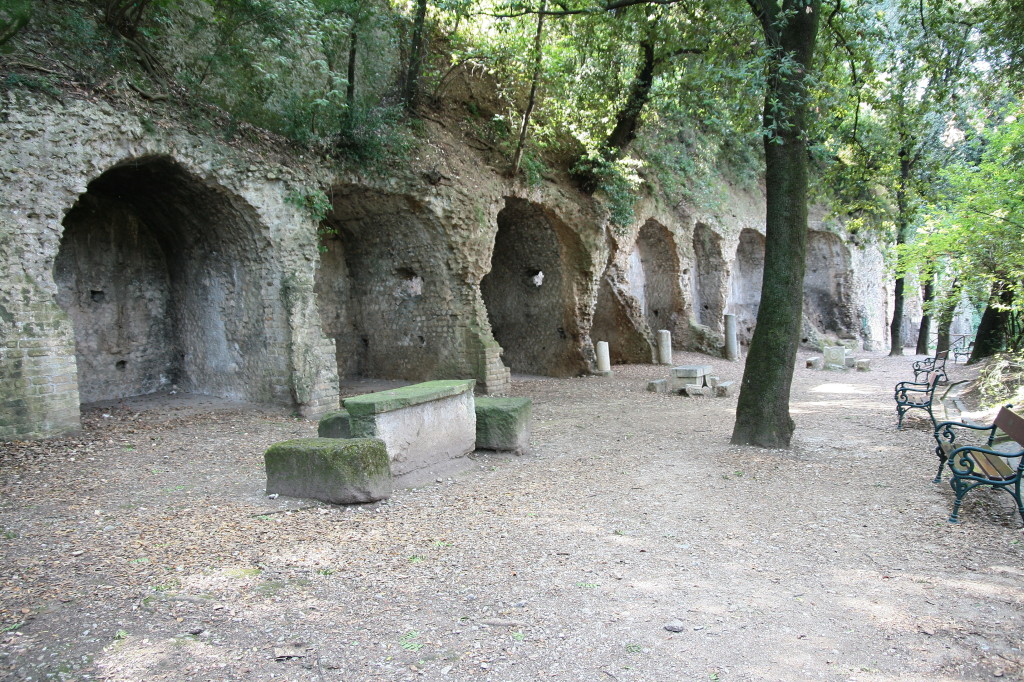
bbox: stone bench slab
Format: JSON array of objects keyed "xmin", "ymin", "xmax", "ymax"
[
  {"xmin": 671, "ymin": 365, "xmax": 713, "ymax": 379},
  {"xmin": 343, "ymin": 380, "xmax": 476, "ymax": 478},
  {"xmin": 317, "ymin": 409, "xmax": 351, "ymax": 438}
]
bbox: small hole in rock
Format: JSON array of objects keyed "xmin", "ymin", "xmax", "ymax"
[
  {"xmin": 115, "ymin": 360, "xmax": 127, "ymax": 371},
  {"xmin": 90, "ymin": 290, "xmax": 105, "ymax": 303},
  {"xmin": 525, "ymin": 269, "xmax": 544, "ymax": 287}
]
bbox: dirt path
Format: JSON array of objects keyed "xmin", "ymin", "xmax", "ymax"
[{"xmin": 2, "ymin": 351, "xmax": 1023, "ymax": 681}]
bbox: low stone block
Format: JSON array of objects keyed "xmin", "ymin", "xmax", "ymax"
[
  {"xmin": 706, "ymin": 375, "xmax": 721, "ymax": 388},
  {"xmin": 823, "ymin": 346, "xmax": 846, "ymax": 367},
  {"xmin": 475, "ymin": 397, "xmax": 532, "ymax": 454},
  {"xmin": 264, "ymin": 437, "xmax": 392, "ymax": 504},
  {"xmin": 317, "ymin": 409, "xmax": 351, "ymax": 438},
  {"xmin": 647, "ymin": 379, "xmax": 670, "ymax": 393},
  {"xmin": 806, "ymin": 356, "xmax": 823, "ymax": 370},
  {"xmin": 855, "ymin": 358, "xmax": 871, "ymax": 372},
  {"xmin": 671, "ymin": 365, "xmax": 713, "ymax": 379},
  {"xmin": 682, "ymin": 384, "xmax": 710, "ymax": 396},
  {"xmin": 713, "ymin": 381, "xmax": 736, "ymax": 398},
  {"xmin": 844, "ymin": 356, "xmax": 855, "ymax": 368},
  {"xmin": 344, "ymin": 380, "xmax": 476, "ymax": 478}
]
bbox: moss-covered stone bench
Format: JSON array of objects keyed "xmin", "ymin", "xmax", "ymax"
[
  {"xmin": 475, "ymin": 397, "xmax": 532, "ymax": 454},
  {"xmin": 341, "ymin": 380, "xmax": 477, "ymax": 479},
  {"xmin": 264, "ymin": 437, "xmax": 391, "ymax": 504}
]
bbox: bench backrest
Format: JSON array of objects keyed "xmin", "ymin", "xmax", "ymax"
[
  {"xmin": 994, "ymin": 407, "xmax": 1024, "ymax": 447},
  {"xmin": 936, "ymin": 350, "xmax": 949, "ymax": 362}
]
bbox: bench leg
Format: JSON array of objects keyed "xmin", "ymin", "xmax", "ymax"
[
  {"xmin": 949, "ymin": 479, "xmax": 969, "ymax": 524},
  {"xmin": 933, "ymin": 459, "xmax": 944, "ymax": 484}
]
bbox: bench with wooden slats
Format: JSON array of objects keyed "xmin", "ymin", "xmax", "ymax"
[
  {"xmin": 913, "ymin": 350, "xmax": 949, "ymax": 384},
  {"xmin": 932, "ymin": 406, "xmax": 1024, "ymax": 525},
  {"xmin": 894, "ymin": 371, "xmax": 943, "ymax": 430}
]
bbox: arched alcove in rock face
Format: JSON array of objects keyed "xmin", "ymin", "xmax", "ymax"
[
  {"xmin": 727, "ymin": 229, "xmax": 765, "ymax": 344},
  {"xmin": 54, "ymin": 155, "xmax": 273, "ymax": 404},
  {"xmin": 480, "ymin": 198, "xmax": 584, "ymax": 377},
  {"xmin": 691, "ymin": 222, "xmax": 726, "ymax": 329},
  {"xmin": 803, "ymin": 231, "xmax": 857, "ymax": 339},
  {"xmin": 314, "ymin": 188, "xmax": 459, "ymax": 381},
  {"xmin": 624, "ymin": 219, "xmax": 682, "ymax": 337}
]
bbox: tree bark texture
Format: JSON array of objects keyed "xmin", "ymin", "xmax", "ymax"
[
  {"xmin": 970, "ymin": 285, "xmax": 1012, "ymax": 362},
  {"xmin": 915, "ymin": 278, "xmax": 933, "ymax": 354},
  {"xmin": 605, "ymin": 40, "xmax": 656, "ymax": 157},
  {"xmin": 403, "ymin": 0, "xmax": 428, "ymax": 109},
  {"xmin": 731, "ymin": 0, "xmax": 819, "ymax": 449},
  {"xmin": 889, "ymin": 143, "xmax": 914, "ymax": 356},
  {"xmin": 512, "ymin": 1, "xmax": 546, "ymax": 176}
]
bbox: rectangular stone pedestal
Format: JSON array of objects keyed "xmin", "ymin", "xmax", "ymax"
[{"xmin": 344, "ymin": 380, "xmax": 476, "ymax": 479}]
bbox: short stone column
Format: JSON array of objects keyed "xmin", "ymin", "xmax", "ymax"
[
  {"xmin": 657, "ymin": 330, "xmax": 673, "ymax": 365},
  {"xmin": 595, "ymin": 341, "xmax": 612, "ymax": 376},
  {"xmin": 724, "ymin": 314, "xmax": 738, "ymax": 361}
]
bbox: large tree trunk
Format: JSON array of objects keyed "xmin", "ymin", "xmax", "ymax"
[
  {"xmin": 605, "ymin": 40, "xmax": 656, "ymax": 157},
  {"xmin": 403, "ymin": 0, "xmax": 428, "ymax": 109},
  {"xmin": 731, "ymin": 0, "xmax": 819, "ymax": 449},
  {"xmin": 511, "ymin": 1, "xmax": 546, "ymax": 177},
  {"xmin": 915, "ymin": 278, "xmax": 933, "ymax": 354},
  {"xmin": 889, "ymin": 145, "xmax": 914, "ymax": 356},
  {"xmin": 970, "ymin": 284, "xmax": 1012, "ymax": 363}
]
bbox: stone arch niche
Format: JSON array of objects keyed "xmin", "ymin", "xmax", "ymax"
[
  {"xmin": 803, "ymin": 231, "xmax": 858, "ymax": 339},
  {"xmin": 727, "ymin": 229, "xmax": 765, "ymax": 344},
  {"xmin": 480, "ymin": 198, "xmax": 586, "ymax": 377},
  {"xmin": 624, "ymin": 219, "xmax": 684, "ymax": 339},
  {"xmin": 315, "ymin": 187, "xmax": 463, "ymax": 381},
  {"xmin": 691, "ymin": 222, "xmax": 727, "ymax": 331},
  {"xmin": 589, "ymin": 273, "xmax": 655, "ymax": 364},
  {"xmin": 53, "ymin": 155, "xmax": 275, "ymax": 404}
]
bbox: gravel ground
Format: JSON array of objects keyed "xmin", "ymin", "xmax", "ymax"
[{"xmin": 2, "ymin": 349, "xmax": 1023, "ymax": 682}]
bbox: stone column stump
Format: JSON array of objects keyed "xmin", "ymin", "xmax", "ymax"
[{"xmin": 264, "ymin": 437, "xmax": 392, "ymax": 504}]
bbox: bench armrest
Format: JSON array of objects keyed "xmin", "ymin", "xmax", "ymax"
[
  {"xmin": 934, "ymin": 419, "xmax": 997, "ymax": 450},
  {"xmin": 947, "ymin": 444, "xmax": 1024, "ymax": 478}
]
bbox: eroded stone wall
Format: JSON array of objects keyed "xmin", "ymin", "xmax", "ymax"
[
  {"xmin": 1, "ymin": 89, "xmax": 892, "ymax": 440},
  {"xmin": 0, "ymin": 92, "xmax": 338, "ymax": 439}
]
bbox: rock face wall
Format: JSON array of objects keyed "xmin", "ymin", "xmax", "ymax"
[
  {"xmin": 0, "ymin": 92, "xmax": 338, "ymax": 440},
  {"xmin": 1, "ymin": 90, "xmax": 890, "ymax": 441}
]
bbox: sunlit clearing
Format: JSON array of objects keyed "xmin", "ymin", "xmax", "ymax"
[{"xmin": 809, "ymin": 383, "xmax": 874, "ymax": 395}]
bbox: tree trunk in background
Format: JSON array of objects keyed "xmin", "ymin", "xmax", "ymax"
[
  {"xmin": 915, "ymin": 278, "xmax": 933, "ymax": 354},
  {"xmin": 511, "ymin": 1, "xmax": 546, "ymax": 177},
  {"xmin": 347, "ymin": 28, "xmax": 358, "ymax": 106},
  {"xmin": 731, "ymin": 0, "xmax": 819, "ymax": 449},
  {"xmin": 970, "ymin": 285, "xmax": 1012, "ymax": 363},
  {"xmin": 605, "ymin": 40, "xmax": 656, "ymax": 157},
  {"xmin": 403, "ymin": 0, "xmax": 428, "ymax": 109},
  {"xmin": 889, "ymin": 139, "xmax": 916, "ymax": 356}
]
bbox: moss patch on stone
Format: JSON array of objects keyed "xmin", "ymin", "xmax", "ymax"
[
  {"xmin": 475, "ymin": 397, "xmax": 532, "ymax": 453},
  {"xmin": 343, "ymin": 380, "xmax": 476, "ymax": 417},
  {"xmin": 264, "ymin": 437, "xmax": 391, "ymax": 504}
]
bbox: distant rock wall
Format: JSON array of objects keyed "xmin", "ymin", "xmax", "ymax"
[{"xmin": 0, "ymin": 91, "xmax": 890, "ymax": 440}]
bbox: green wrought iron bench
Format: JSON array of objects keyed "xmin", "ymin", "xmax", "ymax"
[
  {"xmin": 912, "ymin": 349, "xmax": 948, "ymax": 383},
  {"xmin": 932, "ymin": 406, "xmax": 1024, "ymax": 525},
  {"xmin": 894, "ymin": 371, "xmax": 943, "ymax": 430},
  {"xmin": 951, "ymin": 338, "xmax": 974, "ymax": 364}
]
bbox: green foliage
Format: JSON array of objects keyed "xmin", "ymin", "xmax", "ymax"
[
  {"xmin": 286, "ymin": 187, "xmax": 331, "ymax": 222},
  {"xmin": 572, "ymin": 152, "xmax": 641, "ymax": 229},
  {"xmin": 0, "ymin": 0, "xmax": 32, "ymax": 49},
  {"xmin": 977, "ymin": 352, "xmax": 1024, "ymax": 407},
  {"xmin": 2, "ymin": 72, "xmax": 59, "ymax": 96},
  {"xmin": 908, "ymin": 103, "xmax": 1024, "ymax": 337}
]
